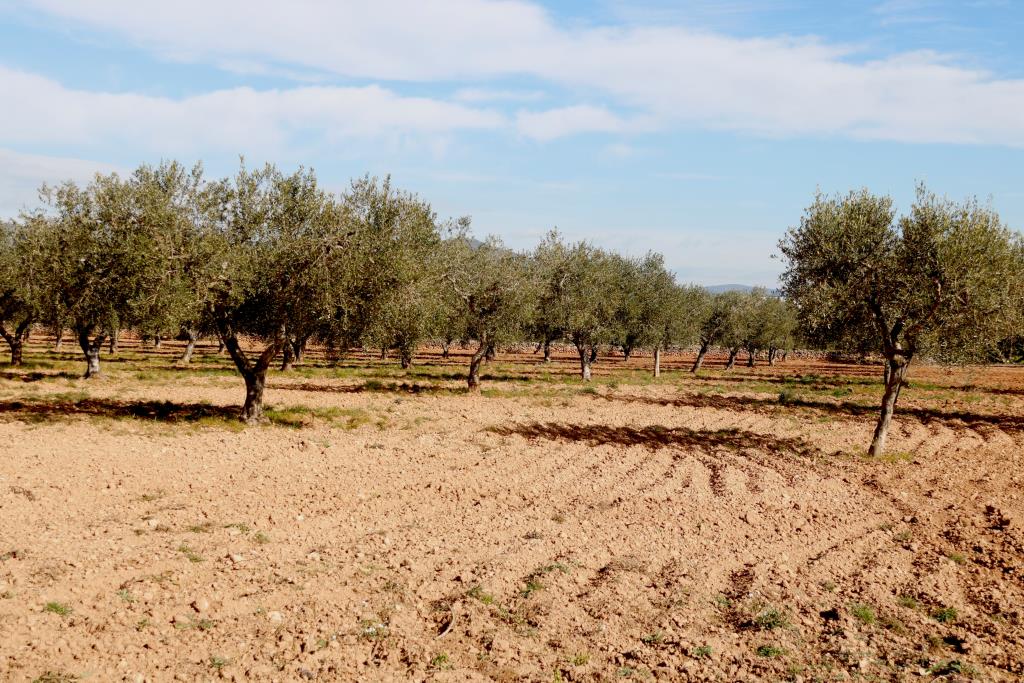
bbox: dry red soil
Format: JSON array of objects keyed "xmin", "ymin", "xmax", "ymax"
[{"xmin": 0, "ymin": 340, "xmax": 1021, "ymax": 682}]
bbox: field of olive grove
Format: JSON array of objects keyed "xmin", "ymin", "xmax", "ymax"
[{"xmin": 0, "ymin": 164, "xmax": 1023, "ymax": 681}]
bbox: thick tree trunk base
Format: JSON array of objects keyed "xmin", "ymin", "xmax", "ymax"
[
  {"xmin": 653, "ymin": 347, "xmax": 661, "ymax": 378},
  {"xmin": 240, "ymin": 372, "xmax": 267, "ymax": 424},
  {"xmin": 869, "ymin": 359, "xmax": 909, "ymax": 456},
  {"xmin": 180, "ymin": 337, "xmax": 197, "ymax": 364},
  {"xmin": 84, "ymin": 348, "xmax": 102, "ymax": 379},
  {"xmin": 691, "ymin": 346, "xmax": 708, "ymax": 373}
]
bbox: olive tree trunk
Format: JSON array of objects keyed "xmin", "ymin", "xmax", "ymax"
[
  {"xmin": 725, "ymin": 348, "xmax": 739, "ymax": 371},
  {"xmin": 575, "ymin": 343, "xmax": 594, "ymax": 381},
  {"xmin": 78, "ymin": 328, "xmax": 107, "ymax": 379},
  {"xmin": 869, "ymin": 357, "xmax": 909, "ymax": 457},
  {"xmin": 280, "ymin": 338, "xmax": 295, "ymax": 371},
  {"xmin": 108, "ymin": 329, "xmax": 119, "ymax": 355},
  {"xmin": 180, "ymin": 329, "xmax": 198, "ymax": 364},
  {"xmin": 467, "ymin": 335, "xmax": 489, "ymax": 392},
  {"xmin": 0, "ymin": 320, "xmax": 31, "ymax": 366},
  {"xmin": 543, "ymin": 338, "xmax": 552, "ymax": 363},
  {"xmin": 54, "ymin": 326, "xmax": 63, "ymax": 352},
  {"xmin": 653, "ymin": 346, "xmax": 661, "ymax": 378},
  {"xmin": 691, "ymin": 341, "xmax": 710, "ymax": 373},
  {"xmin": 746, "ymin": 349, "xmax": 756, "ymax": 367},
  {"xmin": 241, "ymin": 368, "xmax": 268, "ymax": 423},
  {"xmin": 216, "ymin": 320, "xmax": 286, "ymax": 424}
]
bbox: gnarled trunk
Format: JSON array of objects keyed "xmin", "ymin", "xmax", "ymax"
[
  {"xmin": 768, "ymin": 347, "xmax": 778, "ymax": 366},
  {"xmin": 280, "ymin": 339, "xmax": 295, "ymax": 371},
  {"xmin": 0, "ymin": 320, "xmax": 31, "ymax": 366},
  {"xmin": 622, "ymin": 344, "xmax": 633, "ymax": 361},
  {"xmin": 485, "ymin": 344, "xmax": 496, "ymax": 361},
  {"xmin": 691, "ymin": 342, "xmax": 709, "ymax": 373},
  {"xmin": 399, "ymin": 347, "xmax": 413, "ymax": 369},
  {"xmin": 653, "ymin": 346, "xmax": 661, "ymax": 378},
  {"xmin": 180, "ymin": 330, "xmax": 198, "ymax": 364},
  {"xmin": 725, "ymin": 347, "xmax": 739, "ymax": 371},
  {"xmin": 108, "ymin": 330, "xmax": 119, "ymax": 355},
  {"xmin": 576, "ymin": 344, "xmax": 593, "ymax": 381},
  {"xmin": 153, "ymin": 334, "xmax": 162, "ymax": 349},
  {"xmin": 467, "ymin": 336, "xmax": 488, "ymax": 392},
  {"xmin": 241, "ymin": 369, "xmax": 267, "ymax": 424},
  {"xmin": 543, "ymin": 339, "xmax": 552, "ymax": 363},
  {"xmin": 441, "ymin": 340, "xmax": 452, "ymax": 359},
  {"xmin": 746, "ymin": 349, "xmax": 756, "ymax": 367},
  {"xmin": 869, "ymin": 357, "xmax": 910, "ymax": 457},
  {"xmin": 78, "ymin": 328, "xmax": 106, "ymax": 379}
]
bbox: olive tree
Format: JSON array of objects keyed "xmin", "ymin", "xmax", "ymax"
[
  {"xmin": 526, "ymin": 229, "xmax": 568, "ymax": 363},
  {"xmin": 780, "ymin": 186, "xmax": 1022, "ymax": 456},
  {"xmin": 691, "ymin": 290, "xmax": 737, "ymax": 373},
  {"xmin": 204, "ymin": 163, "xmax": 344, "ymax": 423},
  {"xmin": 0, "ymin": 220, "xmax": 47, "ymax": 365},
  {"xmin": 537, "ymin": 237, "xmax": 622, "ymax": 381},
  {"xmin": 33, "ymin": 171, "xmax": 171, "ymax": 378},
  {"xmin": 335, "ymin": 176, "xmax": 442, "ymax": 368},
  {"xmin": 445, "ymin": 236, "xmax": 534, "ymax": 390}
]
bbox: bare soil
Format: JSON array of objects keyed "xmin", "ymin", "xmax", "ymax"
[{"xmin": 0, "ymin": 337, "xmax": 1021, "ymax": 682}]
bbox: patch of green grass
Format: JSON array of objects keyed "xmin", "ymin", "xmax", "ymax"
[
  {"xmin": 224, "ymin": 522, "xmax": 250, "ymax": 533},
  {"xmin": 177, "ymin": 544, "xmax": 203, "ymax": 563},
  {"xmin": 821, "ymin": 581, "xmax": 837, "ymax": 592},
  {"xmin": 851, "ymin": 603, "xmax": 876, "ymax": 625},
  {"xmin": 928, "ymin": 660, "xmax": 977, "ymax": 677},
  {"xmin": 116, "ymin": 589, "xmax": 135, "ymax": 603},
  {"xmin": 187, "ymin": 522, "xmax": 215, "ymax": 533},
  {"xmin": 946, "ymin": 552, "xmax": 966, "ymax": 565},
  {"xmin": 571, "ymin": 652, "xmax": 590, "ymax": 666},
  {"xmin": 894, "ymin": 530, "xmax": 913, "ymax": 543},
  {"xmin": 756, "ymin": 645, "xmax": 784, "ymax": 658},
  {"xmin": 777, "ymin": 387, "xmax": 798, "ymax": 405},
  {"xmin": 209, "ymin": 656, "xmax": 228, "ymax": 671},
  {"xmin": 430, "ymin": 652, "xmax": 451, "ymax": 670},
  {"xmin": 755, "ymin": 607, "xmax": 790, "ymax": 630},
  {"xmin": 467, "ymin": 585, "xmax": 495, "ymax": 605},
  {"xmin": 138, "ymin": 490, "xmax": 166, "ymax": 502},
  {"xmin": 691, "ymin": 645, "xmax": 712, "ymax": 659},
  {"xmin": 43, "ymin": 601, "xmax": 71, "ymax": 617},
  {"xmin": 641, "ymin": 630, "xmax": 664, "ymax": 645},
  {"xmin": 135, "ymin": 618, "xmax": 150, "ymax": 631},
  {"xmin": 932, "ymin": 607, "xmax": 958, "ymax": 623},
  {"xmin": 253, "ymin": 532, "xmax": 270, "ymax": 545}
]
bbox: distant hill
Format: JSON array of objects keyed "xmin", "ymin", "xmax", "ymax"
[
  {"xmin": 706, "ymin": 284, "xmax": 755, "ymax": 293},
  {"xmin": 707, "ymin": 284, "xmax": 782, "ymax": 296}
]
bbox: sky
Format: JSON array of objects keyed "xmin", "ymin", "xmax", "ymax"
[{"xmin": 1, "ymin": 0, "xmax": 1022, "ymax": 286}]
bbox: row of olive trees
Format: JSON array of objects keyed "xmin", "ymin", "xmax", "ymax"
[{"xmin": 1, "ymin": 161, "xmax": 793, "ymax": 422}]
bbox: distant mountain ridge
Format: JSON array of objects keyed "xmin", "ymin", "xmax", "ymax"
[{"xmin": 706, "ymin": 284, "xmax": 781, "ymax": 296}]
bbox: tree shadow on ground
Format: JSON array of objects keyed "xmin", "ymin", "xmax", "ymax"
[
  {"xmin": 0, "ymin": 397, "xmax": 237, "ymax": 423},
  {"xmin": 273, "ymin": 380, "xmax": 460, "ymax": 396},
  {"xmin": 0, "ymin": 370, "xmax": 80, "ymax": 382},
  {"xmin": 488, "ymin": 421, "xmax": 819, "ymax": 456},
  {"xmin": 606, "ymin": 392, "xmax": 1024, "ymax": 435}
]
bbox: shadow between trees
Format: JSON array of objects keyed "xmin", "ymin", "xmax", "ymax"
[
  {"xmin": 488, "ymin": 421, "xmax": 819, "ymax": 457},
  {"xmin": 0, "ymin": 397, "xmax": 237, "ymax": 423},
  {"xmin": 607, "ymin": 392, "xmax": 1024, "ymax": 434}
]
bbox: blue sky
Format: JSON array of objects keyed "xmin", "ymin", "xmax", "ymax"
[{"xmin": 1, "ymin": 0, "xmax": 1022, "ymax": 285}]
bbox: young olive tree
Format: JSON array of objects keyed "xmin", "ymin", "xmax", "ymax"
[
  {"xmin": 613, "ymin": 252, "xmax": 690, "ymax": 376},
  {"xmin": 33, "ymin": 171, "xmax": 170, "ymax": 378},
  {"xmin": 445, "ymin": 236, "xmax": 534, "ymax": 390},
  {"xmin": 337, "ymin": 176, "xmax": 442, "ymax": 368},
  {"xmin": 691, "ymin": 290, "xmax": 733, "ymax": 373},
  {"xmin": 780, "ymin": 186, "xmax": 1022, "ymax": 456},
  {"xmin": 539, "ymin": 237, "xmax": 622, "ymax": 381},
  {"xmin": 204, "ymin": 163, "xmax": 344, "ymax": 423},
  {"xmin": 0, "ymin": 220, "xmax": 47, "ymax": 365},
  {"xmin": 528, "ymin": 230, "xmax": 569, "ymax": 363}
]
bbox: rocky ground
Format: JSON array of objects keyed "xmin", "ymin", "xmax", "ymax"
[{"xmin": 0, "ymin": 339, "xmax": 1021, "ymax": 681}]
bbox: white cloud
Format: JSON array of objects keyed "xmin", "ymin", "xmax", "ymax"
[
  {"xmin": 0, "ymin": 66, "xmax": 505, "ymax": 156},
  {"xmin": 453, "ymin": 88, "xmax": 546, "ymax": 103},
  {"xmin": 0, "ymin": 147, "xmax": 121, "ymax": 217},
  {"xmin": 516, "ymin": 105, "xmax": 647, "ymax": 141},
  {"xmin": 13, "ymin": 0, "xmax": 1024, "ymax": 146}
]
